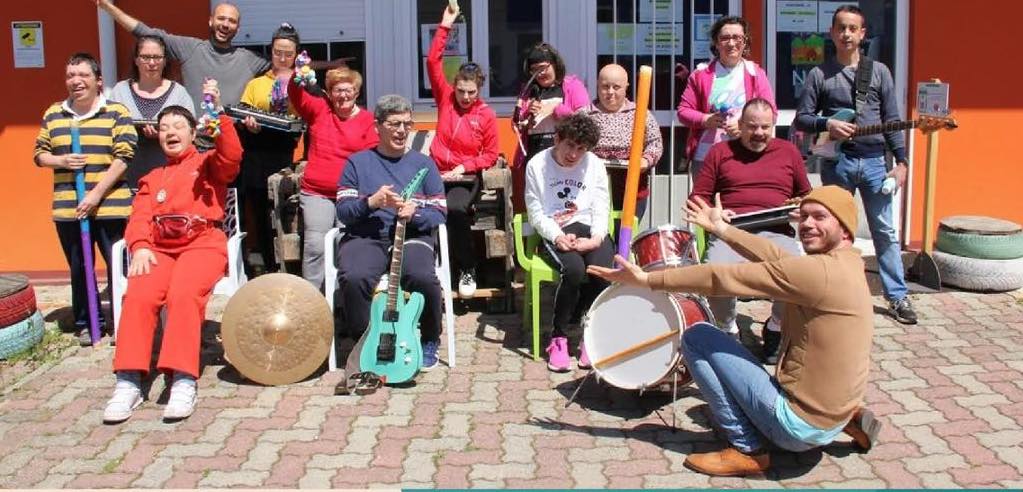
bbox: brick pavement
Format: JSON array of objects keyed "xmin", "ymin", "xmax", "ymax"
[{"xmin": 1, "ymin": 284, "xmax": 1022, "ymax": 488}]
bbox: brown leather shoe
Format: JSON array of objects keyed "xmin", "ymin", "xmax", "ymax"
[
  {"xmin": 683, "ymin": 447, "xmax": 770, "ymax": 477},
  {"xmin": 843, "ymin": 407, "xmax": 881, "ymax": 451}
]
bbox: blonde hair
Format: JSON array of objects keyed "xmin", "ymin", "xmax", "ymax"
[{"xmin": 325, "ymin": 67, "xmax": 363, "ymax": 93}]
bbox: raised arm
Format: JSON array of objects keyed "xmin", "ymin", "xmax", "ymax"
[
  {"xmin": 205, "ymin": 114, "xmax": 243, "ymax": 184},
  {"xmin": 426, "ymin": 6, "xmax": 459, "ymax": 104},
  {"xmin": 94, "ymin": 0, "xmax": 140, "ymax": 32}
]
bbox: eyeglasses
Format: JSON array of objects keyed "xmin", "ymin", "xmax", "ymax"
[
  {"xmin": 272, "ymin": 49, "xmax": 296, "ymax": 59},
  {"xmin": 381, "ymin": 120, "xmax": 415, "ymax": 131},
  {"xmin": 330, "ymin": 87, "xmax": 356, "ymax": 96},
  {"xmin": 137, "ymin": 55, "xmax": 165, "ymax": 62},
  {"xmin": 717, "ymin": 34, "xmax": 746, "ymax": 44}
]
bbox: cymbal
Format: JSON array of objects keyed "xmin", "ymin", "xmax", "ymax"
[{"xmin": 221, "ymin": 273, "xmax": 333, "ymax": 385}]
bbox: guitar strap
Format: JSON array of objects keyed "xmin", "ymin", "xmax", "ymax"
[{"xmin": 853, "ymin": 56, "xmax": 874, "ymax": 120}]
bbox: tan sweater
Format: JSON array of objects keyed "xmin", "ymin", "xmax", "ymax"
[{"xmin": 648, "ymin": 226, "xmax": 873, "ymax": 429}]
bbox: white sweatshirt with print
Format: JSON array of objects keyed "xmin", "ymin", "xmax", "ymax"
[{"xmin": 524, "ymin": 147, "xmax": 610, "ymax": 243}]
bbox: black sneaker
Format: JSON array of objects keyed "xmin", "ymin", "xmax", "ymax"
[
  {"xmin": 762, "ymin": 326, "xmax": 781, "ymax": 365},
  {"xmin": 888, "ymin": 297, "xmax": 918, "ymax": 325}
]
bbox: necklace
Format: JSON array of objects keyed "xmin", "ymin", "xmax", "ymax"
[{"xmin": 155, "ymin": 163, "xmax": 185, "ymax": 204}]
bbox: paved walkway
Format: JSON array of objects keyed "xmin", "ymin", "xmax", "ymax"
[{"xmin": 1, "ymin": 284, "xmax": 1022, "ymax": 488}]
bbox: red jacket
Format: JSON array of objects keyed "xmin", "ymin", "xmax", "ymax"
[
  {"xmin": 126, "ymin": 114, "xmax": 243, "ymax": 254},
  {"xmin": 427, "ymin": 25, "xmax": 499, "ymax": 174},
  {"xmin": 288, "ymin": 79, "xmax": 379, "ymax": 198}
]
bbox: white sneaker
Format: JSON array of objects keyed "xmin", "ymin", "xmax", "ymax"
[
  {"xmin": 458, "ymin": 270, "xmax": 477, "ymax": 298},
  {"xmin": 103, "ymin": 372, "xmax": 143, "ymax": 423},
  {"xmin": 163, "ymin": 373, "xmax": 197, "ymax": 420}
]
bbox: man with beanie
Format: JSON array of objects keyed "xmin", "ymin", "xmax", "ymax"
[{"xmin": 589, "ymin": 185, "xmax": 880, "ymax": 477}]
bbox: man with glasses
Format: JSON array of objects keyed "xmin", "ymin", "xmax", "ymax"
[
  {"xmin": 335, "ymin": 95, "xmax": 448, "ymax": 371},
  {"xmin": 93, "ymin": 0, "xmax": 269, "ymax": 111},
  {"xmin": 795, "ymin": 4, "xmax": 917, "ymax": 324}
]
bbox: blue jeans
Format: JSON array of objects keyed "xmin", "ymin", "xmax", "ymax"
[
  {"xmin": 681, "ymin": 322, "xmax": 817, "ymax": 454},
  {"xmin": 820, "ymin": 154, "xmax": 908, "ymax": 301}
]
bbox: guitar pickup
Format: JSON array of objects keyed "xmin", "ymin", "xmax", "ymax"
[
  {"xmin": 383, "ymin": 310, "xmax": 399, "ymax": 322},
  {"xmin": 377, "ymin": 333, "xmax": 396, "ymax": 362}
]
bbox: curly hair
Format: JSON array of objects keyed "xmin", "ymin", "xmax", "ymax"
[
  {"xmin": 709, "ymin": 16, "xmax": 751, "ymax": 59},
  {"xmin": 554, "ymin": 113, "xmax": 600, "ymax": 149}
]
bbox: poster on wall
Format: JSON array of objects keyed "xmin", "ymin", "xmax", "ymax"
[
  {"xmin": 777, "ymin": 1, "xmax": 817, "ymax": 33},
  {"xmin": 597, "ymin": 23, "xmax": 682, "ymax": 56},
  {"xmin": 11, "ymin": 21, "xmax": 44, "ymax": 68},
  {"xmin": 420, "ymin": 22, "xmax": 467, "ymax": 57},
  {"xmin": 817, "ymin": 2, "xmax": 846, "ymax": 32},
  {"xmin": 790, "ymin": 33, "xmax": 826, "ymax": 65},
  {"xmin": 422, "ymin": 56, "xmax": 467, "ymax": 91},
  {"xmin": 693, "ymin": 14, "xmax": 720, "ymax": 60},
  {"xmin": 638, "ymin": 0, "xmax": 685, "ymax": 23}
]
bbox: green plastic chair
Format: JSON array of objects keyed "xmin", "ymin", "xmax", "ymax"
[{"xmin": 512, "ymin": 209, "xmax": 618, "ymax": 361}]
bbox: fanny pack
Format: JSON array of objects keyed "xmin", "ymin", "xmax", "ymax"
[{"xmin": 153, "ymin": 214, "xmax": 221, "ymax": 246}]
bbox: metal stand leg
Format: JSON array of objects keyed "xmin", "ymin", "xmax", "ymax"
[{"xmin": 564, "ymin": 370, "xmax": 595, "ymax": 408}]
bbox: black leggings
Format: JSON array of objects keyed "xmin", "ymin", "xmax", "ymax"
[
  {"xmin": 444, "ymin": 177, "xmax": 481, "ymax": 272},
  {"xmin": 542, "ymin": 222, "xmax": 615, "ymax": 337}
]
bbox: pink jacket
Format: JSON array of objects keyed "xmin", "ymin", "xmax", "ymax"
[{"xmin": 676, "ymin": 60, "xmax": 775, "ymax": 160}]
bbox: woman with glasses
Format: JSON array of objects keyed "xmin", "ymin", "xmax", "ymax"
[
  {"xmin": 234, "ymin": 23, "xmax": 304, "ymax": 275},
  {"xmin": 289, "ymin": 59, "xmax": 378, "ymax": 291},
  {"xmin": 427, "ymin": 4, "xmax": 500, "ymax": 297},
  {"xmin": 677, "ymin": 16, "xmax": 775, "ymax": 179},
  {"xmin": 110, "ymin": 35, "xmax": 195, "ymax": 190},
  {"xmin": 512, "ymin": 41, "xmax": 590, "ymax": 211}
]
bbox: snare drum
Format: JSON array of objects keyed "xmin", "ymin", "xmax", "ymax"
[
  {"xmin": 631, "ymin": 225, "xmax": 699, "ymax": 271},
  {"xmin": 582, "ymin": 284, "xmax": 714, "ymax": 390}
]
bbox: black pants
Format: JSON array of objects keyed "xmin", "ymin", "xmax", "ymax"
[
  {"xmin": 445, "ymin": 177, "xmax": 481, "ymax": 272},
  {"xmin": 54, "ymin": 218, "xmax": 125, "ymax": 330},
  {"xmin": 337, "ymin": 236, "xmax": 443, "ymax": 347},
  {"xmin": 542, "ymin": 222, "xmax": 614, "ymax": 338}
]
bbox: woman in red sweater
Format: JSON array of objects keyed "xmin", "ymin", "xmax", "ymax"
[
  {"xmin": 428, "ymin": 4, "xmax": 500, "ymax": 296},
  {"xmin": 289, "ymin": 67, "xmax": 378, "ymax": 291},
  {"xmin": 104, "ymin": 81, "xmax": 242, "ymax": 423}
]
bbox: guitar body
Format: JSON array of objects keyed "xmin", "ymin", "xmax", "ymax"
[
  {"xmin": 811, "ymin": 108, "xmax": 856, "ymax": 159},
  {"xmin": 359, "ymin": 291, "xmax": 425, "ymax": 384}
]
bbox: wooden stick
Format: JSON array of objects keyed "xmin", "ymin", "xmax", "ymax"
[
  {"xmin": 593, "ymin": 328, "xmax": 680, "ymax": 369},
  {"xmin": 921, "ymin": 78, "xmax": 942, "ymax": 255},
  {"xmin": 616, "ymin": 65, "xmax": 653, "ymax": 258}
]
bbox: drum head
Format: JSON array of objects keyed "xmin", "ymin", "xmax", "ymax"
[{"xmin": 583, "ymin": 284, "xmax": 682, "ymax": 390}]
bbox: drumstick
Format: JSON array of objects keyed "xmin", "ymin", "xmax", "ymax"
[
  {"xmin": 617, "ymin": 66, "xmax": 653, "ymax": 259},
  {"xmin": 593, "ymin": 328, "xmax": 680, "ymax": 369}
]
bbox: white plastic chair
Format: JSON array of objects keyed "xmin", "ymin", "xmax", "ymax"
[
  {"xmin": 111, "ymin": 188, "xmax": 248, "ymax": 338},
  {"xmin": 323, "ymin": 223, "xmax": 456, "ymax": 370}
]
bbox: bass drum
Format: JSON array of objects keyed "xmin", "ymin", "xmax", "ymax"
[{"xmin": 582, "ymin": 284, "xmax": 713, "ymax": 390}]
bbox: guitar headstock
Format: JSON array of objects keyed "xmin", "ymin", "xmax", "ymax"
[{"xmin": 917, "ymin": 114, "xmax": 958, "ymax": 134}]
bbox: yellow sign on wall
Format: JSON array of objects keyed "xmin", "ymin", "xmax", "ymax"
[{"xmin": 11, "ymin": 21, "xmax": 44, "ymax": 68}]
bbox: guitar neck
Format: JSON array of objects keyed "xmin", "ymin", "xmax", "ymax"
[
  {"xmin": 853, "ymin": 119, "xmax": 916, "ymax": 137},
  {"xmin": 385, "ymin": 219, "xmax": 407, "ymax": 314}
]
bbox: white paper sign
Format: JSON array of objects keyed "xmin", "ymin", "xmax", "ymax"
[
  {"xmin": 917, "ymin": 82, "xmax": 950, "ymax": 117},
  {"xmin": 777, "ymin": 1, "xmax": 817, "ymax": 33},
  {"xmin": 693, "ymin": 14, "xmax": 720, "ymax": 60},
  {"xmin": 420, "ymin": 22, "xmax": 467, "ymax": 57},
  {"xmin": 638, "ymin": 0, "xmax": 685, "ymax": 23},
  {"xmin": 817, "ymin": 2, "xmax": 846, "ymax": 32},
  {"xmin": 12, "ymin": 21, "xmax": 44, "ymax": 68}
]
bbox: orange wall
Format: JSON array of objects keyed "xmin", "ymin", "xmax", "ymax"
[
  {"xmin": 0, "ymin": 2, "xmax": 207, "ymax": 273},
  {"xmin": 905, "ymin": 0, "xmax": 1023, "ymax": 246}
]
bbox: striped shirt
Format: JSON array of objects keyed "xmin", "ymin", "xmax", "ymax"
[{"xmin": 34, "ymin": 98, "xmax": 138, "ymax": 221}]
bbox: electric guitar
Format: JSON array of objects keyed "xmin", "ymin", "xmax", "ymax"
[
  {"xmin": 811, "ymin": 108, "xmax": 958, "ymax": 159},
  {"xmin": 359, "ymin": 168, "xmax": 430, "ymax": 384}
]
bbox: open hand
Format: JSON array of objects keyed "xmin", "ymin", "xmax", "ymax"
[
  {"xmin": 587, "ymin": 255, "xmax": 648, "ymax": 288},
  {"xmin": 684, "ymin": 193, "xmax": 730, "ymax": 236},
  {"xmin": 128, "ymin": 248, "xmax": 158, "ymax": 276}
]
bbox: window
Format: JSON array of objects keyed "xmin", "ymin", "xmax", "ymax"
[
  {"xmin": 413, "ymin": 0, "xmax": 542, "ymax": 103},
  {"xmin": 487, "ymin": 0, "xmax": 543, "ymax": 98},
  {"xmin": 595, "ymin": 0, "xmax": 729, "ymax": 173}
]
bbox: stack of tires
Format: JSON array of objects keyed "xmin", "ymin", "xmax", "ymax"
[
  {"xmin": 933, "ymin": 216, "xmax": 1023, "ymax": 292},
  {"xmin": 0, "ymin": 274, "xmax": 45, "ymax": 360}
]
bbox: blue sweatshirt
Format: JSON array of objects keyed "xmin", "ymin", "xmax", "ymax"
[{"xmin": 336, "ymin": 149, "xmax": 447, "ymax": 241}]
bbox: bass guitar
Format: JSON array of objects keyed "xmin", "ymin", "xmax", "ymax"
[
  {"xmin": 358, "ymin": 168, "xmax": 430, "ymax": 384},
  {"xmin": 811, "ymin": 108, "xmax": 958, "ymax": 159}
]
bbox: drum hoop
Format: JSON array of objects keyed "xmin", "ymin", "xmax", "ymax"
[
  {"xmin": 631, "ymin": 225, "xmax": 692, "ymax": 246},
  {"xmin": 583, "ymin": 285, "xmax": 685, "ymax": 390}
]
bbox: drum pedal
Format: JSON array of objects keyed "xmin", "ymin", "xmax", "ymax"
[{"xmin": 377, "ymin": 333, "xmax": 396, "ymax": 362}]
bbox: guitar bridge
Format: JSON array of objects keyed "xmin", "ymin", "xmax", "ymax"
[{"xmin": 377, "ymin": 333, "xmax": 396, "ymax": 362}]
